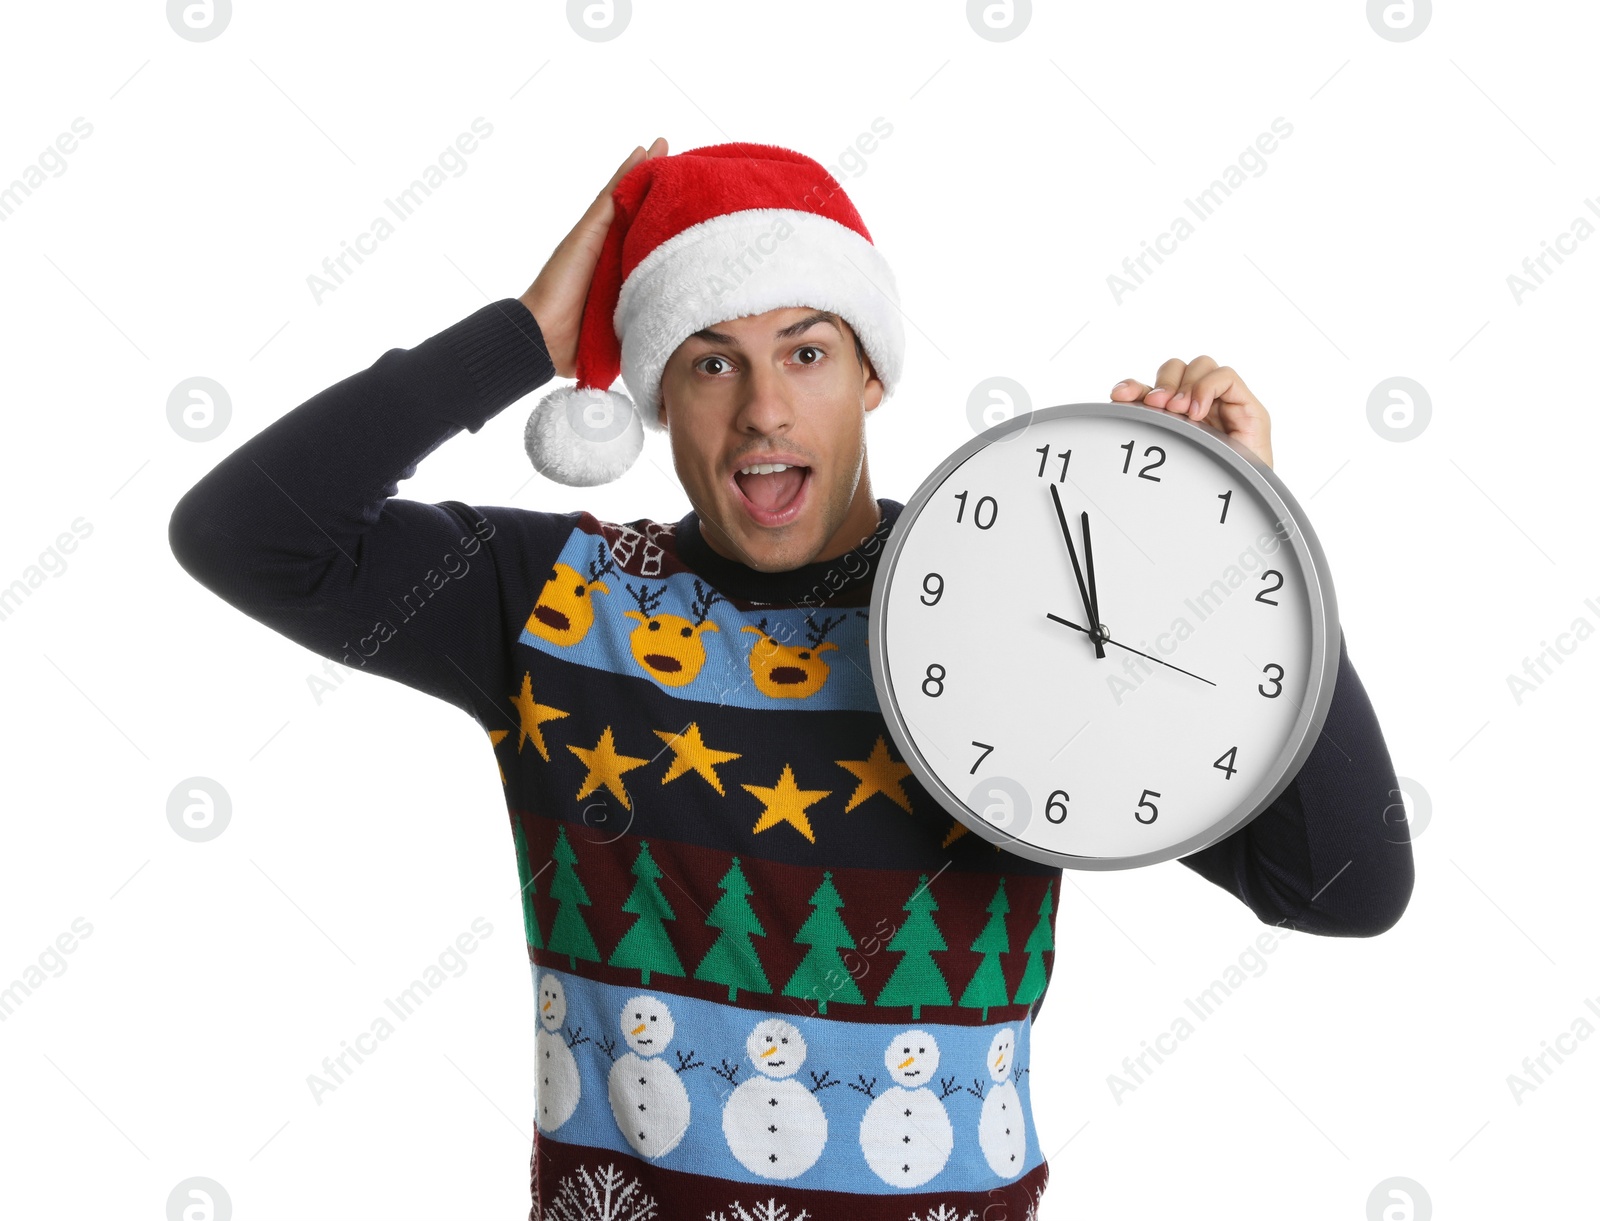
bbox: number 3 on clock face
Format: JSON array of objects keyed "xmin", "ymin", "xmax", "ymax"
[{"xmin": 867, "ymin": 401, "xmax": 1340, "ymax": 871}]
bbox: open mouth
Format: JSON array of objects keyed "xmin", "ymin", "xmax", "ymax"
[
  {"xmin": 533, "ymin": 605, "xmax": 570, "ymax": 631},
  {"xmin": 731, "ymin": 461, "xmax": 810, "ymax": 527}
]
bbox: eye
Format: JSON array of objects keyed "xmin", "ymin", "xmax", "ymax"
[
  {"xmin": 679, "ymin": 625, "xmax": 691, "ymax": 637},
  {"xmin": 780, "ymin": 1037, "xmax": 788, "ymax": 1044},
  {"xmin": 649, "ymin": 1015, "xmax": 657, "ymax": 1021},
  {"xmin": 794, "ymin": 344, "xmax": 824, "ymax": 365},
  {"xmin": 547, "ymin": 568, "xmax": 558, "ymax": 581},
  {"xmin": 696, "ymin": 355, "xmax": 732, "ymax": 376},
  {"xmin": 574, "ymin": 584, "xmax": 585, "ymax": 597},
  {"xmin": 798, "ymin": 651, "xmax": 811, "ymax": 660},
  {"xmin": 648, "ymin": 620, "xmax": 660, "ymax": 631}
]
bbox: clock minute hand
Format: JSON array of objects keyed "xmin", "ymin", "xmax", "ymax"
[
  {"xmin": 1081, "ymin": 509, "xmax": 1103, "ymax": 642},
  {"xmin": 1048, "ymin": 483, "xmax": 1105, "ymax": 659},
  {"xmin": 1044, "ymin": 613, "xmax": 1216, "ymax": 687}
]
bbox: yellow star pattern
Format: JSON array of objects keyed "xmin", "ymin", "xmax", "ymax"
[
  {"xmin": 568, "ymin": 726, "xmax": 650, "ymax": 809},
  {"xmin": 655, "ymin": 723, "xmax": 742, "ymax": 795},
  {"xmin": 487, "ymin": 729, "xmax": 510, "ymax": 785},
  {"xmin": 507, "ymin": 671, "xmax": 568, "ymax": 762},
  {"xmin": 942, "ymin": 817, "xmax": 1004, "ymax": 852},
  {"xmin": 744, "ymin": 764, "xmax": 832, "ymax": 844},
  {"xmin": 834, "ymin": 735, "xmax": 914, "ymax": 814}
]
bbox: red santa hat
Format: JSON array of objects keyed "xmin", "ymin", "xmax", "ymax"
[{"xmin": 524, "ymin": 141, "xmax": 905, "ymax": 486}]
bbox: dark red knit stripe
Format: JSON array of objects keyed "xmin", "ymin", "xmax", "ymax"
[
  {"xmin": 519, "ymin": 809, "xmax": 1058, "ymax": 1027},
  {"xmin": 529, "ymin": 1131, "xmax": 1050, "ymax": 1221}
]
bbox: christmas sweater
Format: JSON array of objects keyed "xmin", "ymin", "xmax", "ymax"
[{"xmin": 168, "ymin": 298, "xmax": 1414, "ymax": 1221}]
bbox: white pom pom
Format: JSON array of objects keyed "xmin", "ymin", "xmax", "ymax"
[{"xmin": 523, "ymin": 385, "xmax": 645, "ymax": 487}]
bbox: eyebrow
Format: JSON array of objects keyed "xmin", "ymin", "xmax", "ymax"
[{"xmin": 690, "ymin": 311, "xmax": 841, "ymax": 346}]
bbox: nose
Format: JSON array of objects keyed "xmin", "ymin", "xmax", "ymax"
[
  {"xmin": 760, "ymin": 1045, "xmax": 778, "ymax": 1058},
  {"xmin": 898, "ymin": 1056, "xmax": 915, "ymax": 1069},
  {"xmin": 733, "ymin": 357, "xmax": 797, "ymax": 439},
  {"xmin": 632, "ymin": 1023, "xmax": 648, "ymax": 1035}
]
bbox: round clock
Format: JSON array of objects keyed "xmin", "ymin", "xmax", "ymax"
[{"xmin": 868, "ymin": 400, "xmax": 1340, "ymax": 871}]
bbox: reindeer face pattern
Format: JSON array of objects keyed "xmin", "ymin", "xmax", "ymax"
[
  {"xmin": 516, "ymin": 530, "xmax": 884, "ymax": 711},
  {"xmin": 740, "ymin": 613, "xmax": 844, "ymax": 699},
  {"xmin": 622, "ymin": 580, "xmax": 723, "ymax": 687},
  {"xmin": 525, "ymin": 542, "xmax": 616, "ymax": 647}
]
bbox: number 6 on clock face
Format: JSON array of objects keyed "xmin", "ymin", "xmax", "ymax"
[{"xmin": 867, "ymin": 401, "xmax": 1340, "ymax": 871}]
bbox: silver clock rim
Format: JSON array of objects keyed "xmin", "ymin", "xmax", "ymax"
[{"xmin": 867, "ymin": 400, "xmax": 1341, "ymax": 872}]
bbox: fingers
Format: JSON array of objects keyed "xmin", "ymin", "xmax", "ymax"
[
  {"xmin": 1185, "ymin": 365, "xmax": 1251, "ymax": 426},
  {"xmin": 1111, "ymin": 356, "xmax": 1225, "ymax": 421}
]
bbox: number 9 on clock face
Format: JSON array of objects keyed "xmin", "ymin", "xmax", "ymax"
[{"xmin": 867, "ymin": 401, "xmax": 1340, "ymax": 870}]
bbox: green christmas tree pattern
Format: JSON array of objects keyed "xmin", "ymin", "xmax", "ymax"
[
  {"xmin": 546, "ymin": 825, "xmax": 601, "ymax": 969},
  {"xmin": 1012, "ymin": 880, "xmax": 1055, "ymax": 1007},
  {"xmin": 693, "ymin": 857, "xmax": 772, "ymax": 1001},
  {"xmin": 875, "ymin": 873, "xmax": 952, "ymax": 1019},
  {"xmin": 607, "ymin": 841, "xmax": 685, "ymax": 985},
  {"xmin": 510, "ymin": 817, "xmax": 543, "ymax": 951},
  {"xmin": 780, "ymin": 871, "xmax": 864, "ymax": 1014},
  {"xmin": 958, "ymin": 877, "xmax": 1010, "ymax": 1020}
]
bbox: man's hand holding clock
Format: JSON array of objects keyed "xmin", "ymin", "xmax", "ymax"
[{"xmin": 1109, "ymin": 355, "xmax": 1275, "ymax": 470}]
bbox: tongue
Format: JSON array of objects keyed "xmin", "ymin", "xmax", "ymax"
[{"xmin": 737, "ymin": 467, "xmax": 805, "ymax": 512}]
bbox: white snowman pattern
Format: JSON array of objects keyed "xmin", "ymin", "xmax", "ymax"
[
  {"xmin": 534, "ymin": 972, "xmax": 583, "ymax": 1133},
  {"xmin": 975, "ymin": 1026, "xmax": 1026, "ymax": 1178},
  {"xmin": 605, "ymin": 994, "xmax": 698, "ymax": 1159},
  {"xmin": 718, "ymin": 1018, "xmax": 835, "ymax": 1180},
  {"xmin": 857, "ymin": 1029, "xmax": 955, "ymax": 1188}
]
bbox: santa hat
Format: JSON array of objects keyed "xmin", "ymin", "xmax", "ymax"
[{"xmin": 524, "ymin": 141, "xmax": 905, "ymax": 487}]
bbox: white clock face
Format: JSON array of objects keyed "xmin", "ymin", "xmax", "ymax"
[{"xmin": 873, "ymin": 405, "xmax": 1335, "ymax": 868}]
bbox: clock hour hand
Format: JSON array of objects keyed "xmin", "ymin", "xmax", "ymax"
[
  {"xmin": 1048, "ymin": 483, "xmax": 1106, "ymax": 659},
  {"xmin": 1044, "ymin": 613, "xmax": 1216, "ymax": 687}
]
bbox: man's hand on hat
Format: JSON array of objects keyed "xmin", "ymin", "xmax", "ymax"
[
  {"xmin": 519, "ymin": 137, "xmax": 669, "ymax": 378},
  {"xmin": 1110, "ymin": 356, "xmax": 1275, "ymax": 470}
]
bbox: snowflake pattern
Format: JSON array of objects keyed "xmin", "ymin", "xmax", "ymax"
[
  {"xmin": 907, "ymin": 1207, "xmax": 977, "ymax": 1221},
  {"xmin": 543, "ymin": 1162, "xmax": 658, "ymax": 1221},
  {"xmin": 707, "ymin": 1201, "xmax": 812, "ymax": 1221}
]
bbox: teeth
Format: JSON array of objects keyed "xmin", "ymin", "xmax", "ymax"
[{"xmin": 738, "ymin": 463, "xmax": 791, "ymax": 475}]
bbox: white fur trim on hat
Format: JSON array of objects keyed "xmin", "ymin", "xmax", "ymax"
[
  {"xmin": 614, "ymin": 208, "xmax": 905, "ymax": 429},
  {"xmin": 523, "ymin": 385, "xmax": 645, "ymax": 487}
]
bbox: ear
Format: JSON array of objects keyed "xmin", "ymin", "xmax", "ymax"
[
  {"xmin": 862, "ymin": 357, "xmax": 885, "ymax": 414},
  {"xmin": 589, "ymin": 579, "xmax": 611, "ymax": 596},
  {"xmin": 694, "ymin": 620, "xmax": 720, "ymax": 635},
  {"xmin": 624, "ymin": 610, "xmax": 647, "ymax": 624}
]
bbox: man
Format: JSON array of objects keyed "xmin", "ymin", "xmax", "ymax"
[{"xmin": 169, "ymin": 138, "xmax": 1413, "ymax": 1219}]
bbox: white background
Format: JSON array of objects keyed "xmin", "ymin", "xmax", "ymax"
[{"xmin": 1, "ymin": 1, "xmax": 1593, "ymax": 1217}]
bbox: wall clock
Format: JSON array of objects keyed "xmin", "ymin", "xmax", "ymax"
[{"xmin": 868, "ymin": 401, "xmax": 1340, "ymax": 870}]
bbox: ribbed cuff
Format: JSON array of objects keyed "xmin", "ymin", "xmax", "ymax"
[{"xmin": 441, "ymin": 297, "xmax": 558, "ymax": 422}]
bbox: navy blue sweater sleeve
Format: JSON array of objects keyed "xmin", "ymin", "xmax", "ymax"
[
  {"xmin": 167, "ymin": 298, "xmax": 578, "ymax": 732},
  {"xmin": 1177, "ymin": 628, "xmax": 1414, "ymax": 936}
]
